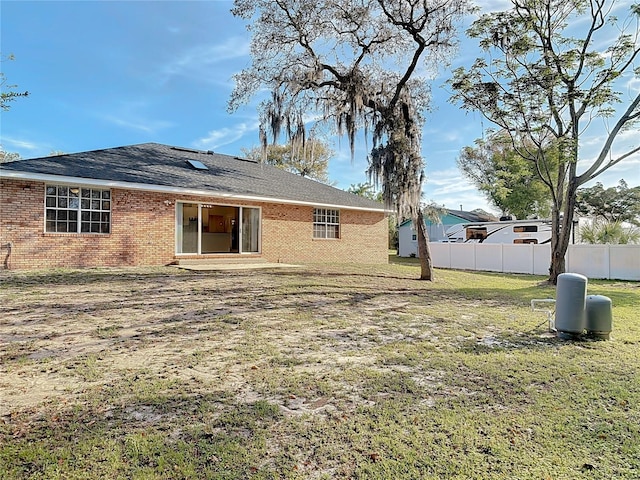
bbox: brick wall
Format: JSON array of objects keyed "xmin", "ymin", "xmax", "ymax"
[
  {"xmin": 0, "ymin": 180, "xmax": 177, "ymax": 269},
  {"xmin": 0, "ymin": 179, "xmax": 388, "ymax": 270},
  {"xmin": 261, "ymin": 204, "xmax": 388, "ymax": 264}
]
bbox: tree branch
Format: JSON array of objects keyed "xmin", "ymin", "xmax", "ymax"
[{"xmin": 578, "ymin": 92, "xmax": 640, "ymax": 184}]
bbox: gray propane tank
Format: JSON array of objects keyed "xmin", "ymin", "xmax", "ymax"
[
  {"xmin": 555, "ymin": 273, "xmax": 588, "ymax": 340},
  {"xmin": 586, "ymin": 295, "xmax": 613, "ymax": 340}
]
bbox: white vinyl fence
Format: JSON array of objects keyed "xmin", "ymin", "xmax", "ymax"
[{"xmin": 428, "ymin": 243, "xmax": 640, "ymax": 281}]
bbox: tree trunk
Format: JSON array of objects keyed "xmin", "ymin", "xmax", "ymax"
[
  {"xmin": 548, "ymin": 225, "xmax": 565, "ymax": 284},
  {"xmin": 416, "ymin": 209, "xmax": 434, "ymax": 281},
  {"xmin": 549, "ymin": 179, "xmax": 579, "ymax": 284}
]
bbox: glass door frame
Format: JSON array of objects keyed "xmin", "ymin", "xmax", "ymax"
[{"xmin": 175, "ymin": 201, "xmax": 261, "ymax": 255}]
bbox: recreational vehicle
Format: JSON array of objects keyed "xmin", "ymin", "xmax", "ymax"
[{"xmin": 445, "ymin": 219, "xmax": 552, "ymax": 244}]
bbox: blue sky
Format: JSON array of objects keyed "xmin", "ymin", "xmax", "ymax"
[{"xmin": 1, "ymin": 0, "xmax": 638, "ymax": 215}]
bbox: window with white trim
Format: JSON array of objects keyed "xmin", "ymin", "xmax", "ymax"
[
  {"xmin": 313, "ymin": 208, "xmax": 340, "ymax": 239},
  {"xmin": 45, "ymin": 185, "xmax": 111, "ymax": 234}
]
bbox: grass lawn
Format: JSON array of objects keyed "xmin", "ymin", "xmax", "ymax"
[{"xmin": 1, "ymin": 258, "xmax": 638, "ymax": 479}]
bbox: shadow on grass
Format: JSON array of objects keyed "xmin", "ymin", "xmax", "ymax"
[
  {"xmin": 389, "ymin": 254, "xmax": 639, "ymax": 307},
  {"xmin": 457, "ymin": 330, "xmax": 563, "ymax": 354},
  {"xmin": 2, "ymin": 264, "xmax": 637, "ymax": 349},
  {"xmin": 1, "ymin": 386, "xmax": 281, "ymax": 480}
]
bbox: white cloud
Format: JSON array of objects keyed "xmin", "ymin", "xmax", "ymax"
[
  {"xmin": 423, "ymin": 168, "xmax": 498, "ymax": 213},
  {"xmin": 577, "ymin": 125, "xmax": 640, "ymax": 183},
  {"xmin": 194, "ymin": 121, "xmax": 259, "ymax": 150},
  {"xmin": 0, "ymin": 136, "xmax": 57, "ymax": 159},
  {"xmin": 1, "ymin": 137, "xmax": 41, "ymax": 152},
  {"xmin": 423, "ymin": 128, "xmax": 463, "ymax": 144},
  {"xmin": 579, "ymin": 151, "xmax": 640, "ymax": 187},
  {"xmin": 101, "ymin": 115, "xmax": 174, "ymax": 134},
  {"xmin": 626, "ymin": 76, "xmax": 640, "ymax": 94},
  {"xmin": 95, "ymin": 98, "xmax": 175, "ymax": 134},
  {"xmin": 473, "ymin": 0, "xmax": 514, "ymax": 14},
  {"xmin": 159, "ymin": 36, "xmax": 250, "ymax": 86}
]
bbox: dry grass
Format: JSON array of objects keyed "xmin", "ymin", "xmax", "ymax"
[{"xmin": 1, "ymin": 260, "xmax": 638, "ymax": 479}]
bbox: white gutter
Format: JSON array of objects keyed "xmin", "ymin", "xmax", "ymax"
[{"xmin": 1, "ymin": 170, "xmax": 389, "ymax": 213}]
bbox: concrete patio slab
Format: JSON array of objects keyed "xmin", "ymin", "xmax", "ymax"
[{"xmin": 170, "ymin": 262, "xmax": 301, "ymax": 271}]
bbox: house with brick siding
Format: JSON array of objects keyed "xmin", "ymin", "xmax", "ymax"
[{"xmin": 0, "ymin": 143, "xmax": 388, "ymax": 270}]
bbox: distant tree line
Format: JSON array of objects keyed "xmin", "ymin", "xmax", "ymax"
[{"xmin": 458, "ymin": 134, "xmax": 639, "ymax": 225}]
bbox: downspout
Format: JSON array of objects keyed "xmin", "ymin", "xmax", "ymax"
[{"xmin": 1, "ymin": 242, "xmax": 12, "ymax": 270}]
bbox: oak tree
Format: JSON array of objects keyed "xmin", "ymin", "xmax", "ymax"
[{"xmin": 229, "ymin": 0, "xmax": 472, "ymax": 280}]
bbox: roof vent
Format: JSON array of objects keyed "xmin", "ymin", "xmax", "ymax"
[
  {"xmin": 235, "ymin": 156, "xmax": 259, "ymax": 163},
  {"xmin": 171, "ymin": 146, "xmax": 202, "ymax": 154},
  {"xmin": 186, "ymin": 159, "xmax": 209, "ymax": 170}
]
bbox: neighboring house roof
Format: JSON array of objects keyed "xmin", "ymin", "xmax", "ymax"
[
  {"xmin": 0, "ymin": 143, "xmax": 384, "ymax": 212},
  {"xmin": 398, "ymin": 208, "xmax": 497, "ymax": 228},
  {"xmin": 445, "ymin": 209, "xmax": 497, "ymax": 223}
]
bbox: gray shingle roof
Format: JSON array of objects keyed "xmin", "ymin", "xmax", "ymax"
[
  {"xmin": 398, "ymin": 208, "xmax": 497, "ymax": 227},
  {"xmin": 1, "ymin": 143, "xmax": 384, "ymax": 211},
  {"xmin": 446, "ymin": 209, "xmax": 497, "ymax": 223}
]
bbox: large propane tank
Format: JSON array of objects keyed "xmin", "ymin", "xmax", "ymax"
[{"xmin": 555, "ymin": 273, "xmax": 588, "ymax": 340}]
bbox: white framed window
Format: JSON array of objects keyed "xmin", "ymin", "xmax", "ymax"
[
  {"xmin": 45, "ymin": 185, "xmax": 111, "ymax": 234},
  {"xmin": 313, "ymin": 208, "xmax": 340, "ymax": 239}
]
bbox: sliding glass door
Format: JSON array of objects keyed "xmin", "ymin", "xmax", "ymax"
[
  {"xmin": 176, "ymin": 203, "xmax": 199, "ymax": 254},
  {"xmin": 241, "ymin": 207, "xmax": 260, "ymax": 253},
  {"xmin": 176, "ymin": 202, "xmax": 260, "ymax": 255}
]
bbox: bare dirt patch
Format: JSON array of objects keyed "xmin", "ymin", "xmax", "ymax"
[
  {"xmin": 1, "ymin": 265, "xmax": 450, "ymax": 416},
  {"xmin": 2, "ymin": 264, "xmax": 639, "ymax": 479}
]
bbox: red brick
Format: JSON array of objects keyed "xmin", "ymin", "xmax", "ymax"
[{"xmin": 1, "ymin": 179, "xmax": 388, "ymax": 270}]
